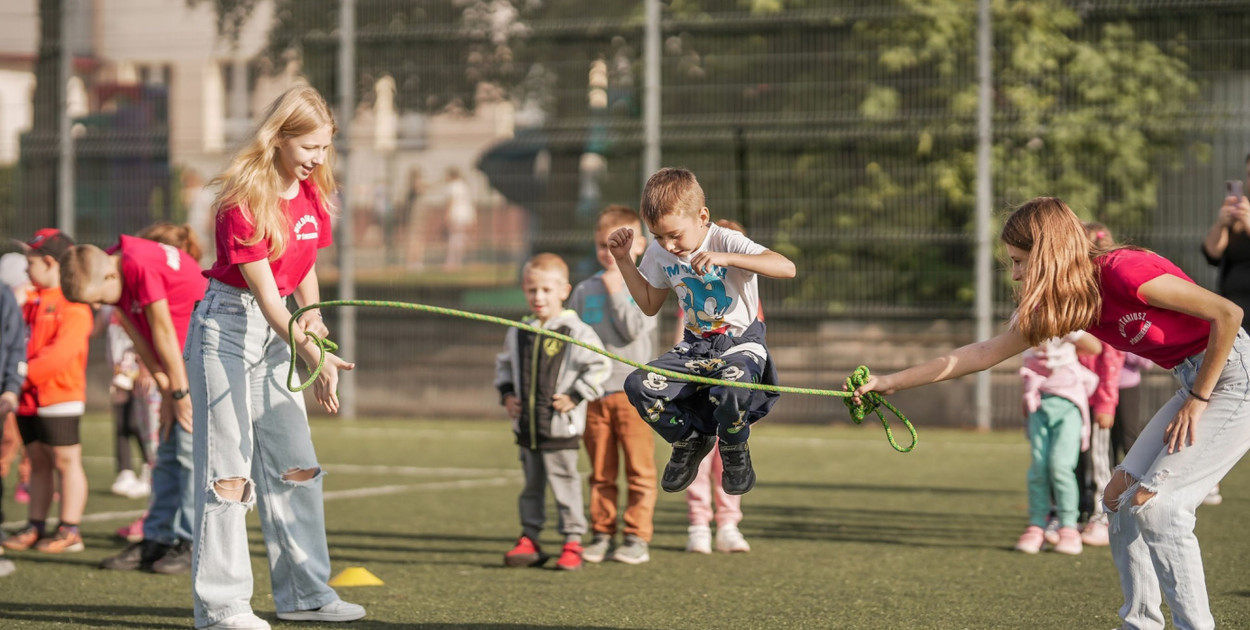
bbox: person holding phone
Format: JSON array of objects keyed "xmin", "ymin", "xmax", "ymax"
[{"xmin": 1202, "ymin": 168, "xmax": 1250, "ymax": 334}]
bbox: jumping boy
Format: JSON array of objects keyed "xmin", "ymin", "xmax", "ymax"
[
  {"xmin": 3, "ymin": 229, "xmax": 92, "ymax": 554},
  {"xmin": 495, "ymin": 253, "xmax": 611, "ymax": 571},
  {"xmin": 59, "ymin": 233, "xmax": 208, "ymax": 573},
  {"xmin": 609, "ymin": 168, "xmax": 796, "ymax": 495},
  {"xmin": 568, "ymin": 206, "xmax": 659, "ymax": 564}
]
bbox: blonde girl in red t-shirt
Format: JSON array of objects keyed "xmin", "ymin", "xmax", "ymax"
[
  {"xmin": 852, "ymin": 197, "xmax": 1249, "ymax": 630},
  {"xmin": 184, "ymin": 86, "xmax": 362, "ymax": 630}
]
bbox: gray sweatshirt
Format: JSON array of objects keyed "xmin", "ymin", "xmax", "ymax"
[{"xmin": 568, "ymin": 272, "xmax": 657, "ymax": 393}]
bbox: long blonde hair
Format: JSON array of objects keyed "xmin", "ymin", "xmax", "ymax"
[
  {"xmin": 211, "ymin": 86, "xmax": 338, "ymax": 260},
  {"xmin": 1001, "ymin": 197, "xmax": 1102, "ymax": 345}
]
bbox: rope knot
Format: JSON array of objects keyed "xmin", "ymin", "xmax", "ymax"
[{"xmin": 841, "ymin": 366, "xmax": 917, "ymax": 453}]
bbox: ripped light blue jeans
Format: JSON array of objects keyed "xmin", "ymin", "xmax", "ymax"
[
  {"xmin": 1108, "ymin": 329, "xmax": 1250, "ymax": 630},
  {"xmin": 186, "ymin": 280, "xmax": 338, "ymax": 628}
]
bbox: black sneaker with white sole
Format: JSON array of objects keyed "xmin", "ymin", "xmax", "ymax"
[
  {"xmin": 661, "ymin": 432, "xmax": 716, "ymax": 493},
  {"xmin": 719, "ymin": 441, "xmax": 756, "ymax": 495},
  {"xmin": 151, "ymin": 539, "xmax": 192, "ymax": 574}
]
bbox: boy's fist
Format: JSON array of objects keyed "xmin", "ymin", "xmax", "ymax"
[{"xmin": 607, "ymin": 227, "xmax": 635, "ymax": 261}]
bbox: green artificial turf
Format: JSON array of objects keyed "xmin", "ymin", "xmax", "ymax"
[{"xmin": 2, "ymin": 416, "xmax": 1249, "ymax": 629}]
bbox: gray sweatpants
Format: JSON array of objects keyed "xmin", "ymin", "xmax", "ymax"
[{"xmin": 518, "ymin": 447, "xmax": 586, "ymax": 543}]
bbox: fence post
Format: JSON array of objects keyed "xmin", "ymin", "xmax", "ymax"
[
  {"xmin": 643, "ymin": 0, "xmax": 661, "ymax": 184},
  {"xmin": 337, "ymin": 0, "xmax": 357, "ymax": 419},
  {"xmin": 974, "ymin": 0, "xmax": 993, "ymax": 431},
  {"xmin": 58, "ymin": 0, "xmax": 75, "ymax": 237}
]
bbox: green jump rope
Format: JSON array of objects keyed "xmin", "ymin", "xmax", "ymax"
[{"xmin": 285, "ymin": 300, "xmax": 917, "ymax": 453}]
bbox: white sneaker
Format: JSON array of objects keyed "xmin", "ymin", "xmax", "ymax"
[
  {"xmin": 1203, "ymin": 485, "xmax": 1223, "ymax": 506},
  {"xmin": 197, "ymin": 612, "xmax": 270, "ymax": 630},
  {"xmin": 111, "ymin": 470, "xmax": 138, "ymax": 497},
  {"xmin": 1081, "ymin": 520, "xmax": 1109, "ymax": 546},
  {"xmin": 685, "ymin": 525, "xmax": 712, "ymax": 554},
  {"xmin": 715, "ymin": 525, "xmax": 751, "ymax": 553},
  {"xmin": 0, "ymin": 556, "xmax": 14, "ymax": 577},
  {"xmin": 276, "ymin": 599, "xmax": 366, "ymax": 622}
]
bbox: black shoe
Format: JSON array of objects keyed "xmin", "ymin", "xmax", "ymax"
[
  {"xmin": 661, "ymin": 432, "xmax": 716, "ymax": 493},
  {"xmin": 719, "ymin": 441, "xmax": 756, "ymax": 495},
  {"xmin": 100, "ymin": 540, "xmax": 168, "ymax": 571},
  {"xmin": 150, "ymin": 539, "xmax": 191, "ymax": 574}
]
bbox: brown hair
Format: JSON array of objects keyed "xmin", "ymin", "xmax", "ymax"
[
  {"xmin": 138, "ymin": 222, "xmax": 204, "ymax": 262},
  {"xmin": 1000, "ymin": 197, "xmax": 1102, "ymax": 346},
  {"xmin": 58, "ymin": 244, "xmax": 110, "ymax": 304},
  {"xmin": 640, "ymin": 168, "xmax": 705, "ymax": 226},
  {"xmin": 597, "ymin": 205, "xmax": 642, "ymax": 233},
  {"xmin": 523, "ymin": 252, "xmax": 569, "ymax": 281},
  {"xmin": 715, "ymin": 219, "xmax": 746, "ymax": 234},
  {"xmin": 1083, "ymin": 221, "xmax": 1116, "ymax": 251}
]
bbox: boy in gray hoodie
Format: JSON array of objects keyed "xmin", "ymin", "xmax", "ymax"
[{"xmin": 495, "ymin": 253, "xmax": 611, "ymax": 571}]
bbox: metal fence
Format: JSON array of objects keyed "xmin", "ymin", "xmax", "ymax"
[{"xmin": 3, "ymin": 0, "xmax": 1250, "ymax": 425}]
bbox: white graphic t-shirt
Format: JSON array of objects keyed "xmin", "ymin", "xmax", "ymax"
[{"xmin": 638, "ymin": 223, "xmax": 766, "ymax": 337}]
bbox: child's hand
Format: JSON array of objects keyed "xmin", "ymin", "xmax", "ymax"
[
  {"xmin": 504, "ymin": 394, "xmax": 521, "ymax": 419},
  {"xmin": 551, "ymin": 393, "xmax": 576, "ymax": 413},
  {"xmin": 689, "ymin": 251, "xmax": 730, "ymax": 276},
  {"xmin": 1094, "ymin": 412, "xmax": 1115, "ymax": 429},
  {"xmin": 606, "ymin": 227, "xmax": 635, "ymax": 262},
  {"xmin": 0, "ymin": 391, "xmax": 15, "ymax": 417}
]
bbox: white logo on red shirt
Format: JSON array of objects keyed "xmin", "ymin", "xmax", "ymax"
[
  {"xmin": 160, "ymin": 243, "xmax": 181, "ymax": 271},
  {"xmin": 1117, "ymin": 312, "xmax": 1152, "ymax": 345},
  {"xmin": 294, "ymin": 214, "xmax": 319, "ymax": 241}
]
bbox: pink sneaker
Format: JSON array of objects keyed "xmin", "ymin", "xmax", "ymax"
[
  {"xmin": 14, "ymin": 483, "xmax": 29, "ymax": 504},
  {"xmin": 1081, "ymin": 520, "xmax": 1109, "ymax": 547},
  {"xmin": 1042, "ymin": 518, "xmax": 1060, "ymax": 546},
  {"xmin": 1054, "ymin": 526, "xmax": 1083, "ymax": 555},
  {"xmin": 1014, "ymin": 525, "xmax": 1045, "ymax": 554},
  {"xmin": 115, "ymin": 516, "xmax": 145, "ymax": 543}
]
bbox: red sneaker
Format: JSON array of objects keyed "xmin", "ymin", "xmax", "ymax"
[
  {"xmin": 116, "ymin": 515, "xmax": 146, "ymax": 543},
  {"xmin": 555, "ymin": 541, "xmax": 583, "ymax": 571},
  {"xmin": 1, "ymin": 525, "xmax": 40, "ymax": 551},
  {"xmin": 504, "ymin": 535, "xmax": 545, "ymax": 567},
  {"xmin": 35, "ymin": 526, "xmax": 84, "ymax": 554}
]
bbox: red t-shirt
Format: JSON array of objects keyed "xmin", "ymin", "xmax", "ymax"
[
  {"xmin": 108, "ymin": 235, "xmax": 208, "ymax": 350},
  {"xmin": 203, "ymin": 180, "xmax": 333, "ymax": 296},
  {"xmin": 1086, "ymin": 248, "xmax": 1210, "ymax": 369}
]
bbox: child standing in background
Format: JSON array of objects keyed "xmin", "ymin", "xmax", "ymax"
[
  {"xmin": 1016, "ymin": 332, "xmax": 1102, "ymax": 555},
  {"xmin": 684, "ymin": 219, "xmax": 755, "ymax": 553},
  {"xmin": 0, "ymin": 256, "xmax": 26, "ymax": 576},
  {"xmin": 1075, "ymin": 222, "xmax": 1126, "ymax": 547},
  {"xmin": 568, "ymin": 207, "xmax": 659, "ymax": 565},
  {"xmin": 496, "ymin": 253, "xmax": 611, "ymax": 571},
  {"xmin": 0, "ymin": 253, "xmax": 31, "ymax": 507},
  {"xmin": 2, "ymin": 229, "xmax": 93, "ymax": 555}
]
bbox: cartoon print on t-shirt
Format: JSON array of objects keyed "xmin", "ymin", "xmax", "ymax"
[{"xmin": 677, "ymin": 274, "xmax": 734, "ymax": 334}]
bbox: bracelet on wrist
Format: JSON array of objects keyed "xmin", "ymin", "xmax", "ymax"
[{"xmin": 1189, "ymin": 390, "xmax": 1211, "ymax": 403}]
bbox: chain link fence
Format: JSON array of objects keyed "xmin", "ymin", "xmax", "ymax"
[{"xmin": 2, "ymin": 0, "xmax": 1249, "ymax": 425}]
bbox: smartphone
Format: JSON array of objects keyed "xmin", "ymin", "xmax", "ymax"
[{"xmin": 1227, "ymin": 180, "xmax": 1244, "ymax": 199}]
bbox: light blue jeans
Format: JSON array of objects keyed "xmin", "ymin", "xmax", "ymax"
[
  {"xmin": 186, "ymin": 280, "xmax": 338, "ymax": 628},
  {"xmin": 1108, "ymin": 329, "xmax": 1250, "ymax": 630},
  {"xmin": 142, "ymin": 422, "xmax": 193, "ymax": 545},
  {"xmin": 1026, "ymin": 395, "xmax": 1082, "ymax": 529}
]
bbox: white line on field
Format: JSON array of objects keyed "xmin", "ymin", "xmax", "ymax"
[
  {"xmin": 82, "ymin": 456, "xmax": 518, "ymax": 476},
  {"xmin": 2, "ymin": 474, "xmax": 521, "ymax": 529}
]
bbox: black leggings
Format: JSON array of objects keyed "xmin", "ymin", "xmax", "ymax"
[{"xmin": 113, "ymin": 397, "xmax": 151, "ymax": 473}]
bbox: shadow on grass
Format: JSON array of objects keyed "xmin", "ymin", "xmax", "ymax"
[
  {"xmin": 0, "ymin": 605, "xmax": 642, "ymax": 630},
  {"xmin": 0, "ymin": 603, "xmax": 187, "ymax": 629}
]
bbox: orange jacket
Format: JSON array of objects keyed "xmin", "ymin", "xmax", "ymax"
[{"xmin": 19, "ymin": 286, "xmax": 92, "ymax": 416}]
